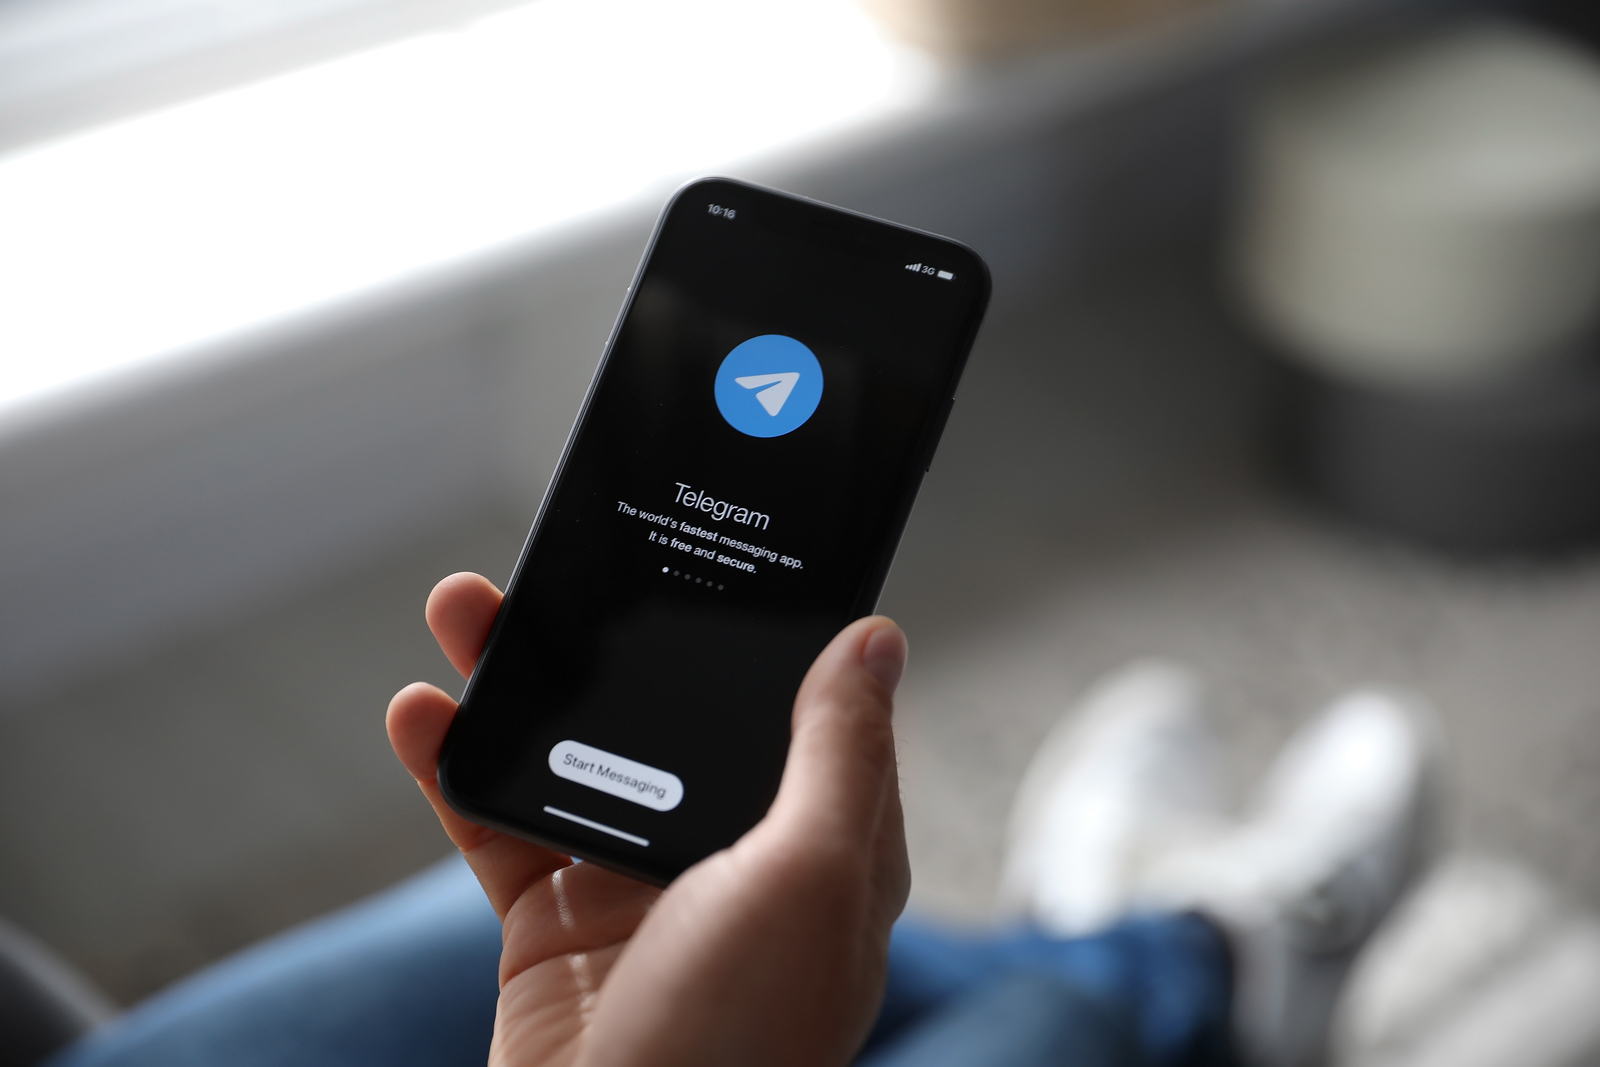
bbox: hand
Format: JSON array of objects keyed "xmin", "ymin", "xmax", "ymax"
[{"xmin": 387, "ymin": 573, "xmax": 911, "ymax": 1067}]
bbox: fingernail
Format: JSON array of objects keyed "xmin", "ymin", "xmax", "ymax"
[{"xmin": 861, "ymin": 623, "xmax": 907, "ymax": 695}]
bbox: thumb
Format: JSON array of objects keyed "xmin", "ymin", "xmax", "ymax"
[{"xmin": 766, "ymin": 616, "xmax": 907, "ymax": 850}]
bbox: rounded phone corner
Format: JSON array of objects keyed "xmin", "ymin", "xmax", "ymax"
[{"xmin": 662, "ymin": 175, "xmax": 741, "ymax": 216}]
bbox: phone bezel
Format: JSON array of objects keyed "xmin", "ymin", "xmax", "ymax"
[{"xmin": 437, "ymin": 176, "xmax": 991, "ymax": 885}]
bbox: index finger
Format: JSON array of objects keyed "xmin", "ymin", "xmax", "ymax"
[
  {"xmin": 386, "ymin": 681, "xmax": 571, "ymax": 917},
  {"xmin": 390, "ymin": 572, "xmax": 575, "ymax": 916},
  {"xmin": 426, "ymin": 571, "xmax": 504, "ymax": 679}
]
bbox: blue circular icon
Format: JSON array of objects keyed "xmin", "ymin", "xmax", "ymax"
[{"xmin": 713, "ymin": 335, "xmax": 824, "ymax": 438}]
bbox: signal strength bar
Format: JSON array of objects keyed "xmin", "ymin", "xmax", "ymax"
[{"xmin": 905, "ymin": 262, "xmax": 955, "ymax": 281}]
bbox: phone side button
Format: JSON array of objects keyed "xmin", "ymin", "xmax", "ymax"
[{"xmin": 925, "ymin": 397, "xmax": 956, "ymax": 472}]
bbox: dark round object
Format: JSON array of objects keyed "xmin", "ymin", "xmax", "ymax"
[{"xmin": 1276, "ymin": 351, "xmax": 1600, "ymax": 553}]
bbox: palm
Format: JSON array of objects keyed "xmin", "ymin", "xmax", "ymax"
[{"xmin": 387, "ymin": 573, "xmax": 910, "ymax": 1067}]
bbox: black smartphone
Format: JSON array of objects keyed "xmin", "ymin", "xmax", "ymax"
[{"xmin": 438, "ymin": 177, "xmax": 989, "ymax": 884}]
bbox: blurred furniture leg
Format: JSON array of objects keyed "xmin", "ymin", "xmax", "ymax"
[{"xmin": 0, "ymin": 917, "xmax": 116, "ymax": 1067}]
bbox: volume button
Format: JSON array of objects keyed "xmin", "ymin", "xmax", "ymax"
[{"xmin": 925, "ymin": 397, "xmax": 956, "ymax": 472}]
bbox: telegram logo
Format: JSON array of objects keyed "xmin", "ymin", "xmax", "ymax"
[{"xmin": 714, "ymin": 334, "xmax": 824, "ymax": 438}]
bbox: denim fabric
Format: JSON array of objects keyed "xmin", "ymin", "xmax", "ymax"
[
  {"xmin": 860, "ymin": 971, "xmax": 1143, "ymax": 1067},
  {"xmin": 48, "ymin": 856, "xmax": 1232, "ymax": 1067},
  {"xmin": 865, "ymin": 913, "xmax": 1235, "ymax": 1067},
  {"xmin": 47, "ymin": 856, "xmax": 502, "ymax": 1067}
]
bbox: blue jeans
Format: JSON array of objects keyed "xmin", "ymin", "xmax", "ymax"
[{"xmin": 48, "ymin": 856, "xmax": 1233, "ymax": 1067}]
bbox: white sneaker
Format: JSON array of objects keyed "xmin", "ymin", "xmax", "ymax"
[
  {"xmin": 1135, "ymin": 689, "xmax": 1442, "ymax": 1067},
  {"xmin": 998, "ymin": 659, "xmax": 1227, "ymax": 937}
]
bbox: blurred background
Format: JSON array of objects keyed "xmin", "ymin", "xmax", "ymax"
[{"xmin": 5, "ymin": 0, "xmax": 1600, "ymax": 1063}]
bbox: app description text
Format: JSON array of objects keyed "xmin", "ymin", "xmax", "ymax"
[{"xmin": 616, "ymin": 498, "xmax": 803, "ymax": 576}]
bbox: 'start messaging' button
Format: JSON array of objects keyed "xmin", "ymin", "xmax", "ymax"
[{"xmin": 547, "ymin": 740, "xmax": 684, "ymax": 812}]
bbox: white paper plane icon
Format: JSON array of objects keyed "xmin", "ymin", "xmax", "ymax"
[{"xmin": 735, "ymin": 372, "xmax": 801, "ymax": 416}]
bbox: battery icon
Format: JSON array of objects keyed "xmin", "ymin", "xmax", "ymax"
[{"xmin": 936, "ymin": 270, "xmax": 954, "ymax": 280}]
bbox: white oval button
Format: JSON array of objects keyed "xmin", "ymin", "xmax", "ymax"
[{"xmin": 548, "ymin": 740, "xmax": 684, "ymax": 812}]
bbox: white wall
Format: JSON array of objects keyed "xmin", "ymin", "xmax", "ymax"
[{"xmin": 0, "ymin": 0, "xmax": 1413, "ymax": 701}]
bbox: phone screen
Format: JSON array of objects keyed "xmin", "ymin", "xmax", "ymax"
[{"xmin": 439, "ymin": 178, "xmax": 989, "ymax": 883}]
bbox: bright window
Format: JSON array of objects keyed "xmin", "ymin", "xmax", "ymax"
[{"xmin": 0, "ymin": 0, "xmax": 932, "ymax": 417}]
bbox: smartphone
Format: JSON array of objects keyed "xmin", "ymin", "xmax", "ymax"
[{"xmin": 438, "ymin": 177, "xmax": 989, "ymax": 884}]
